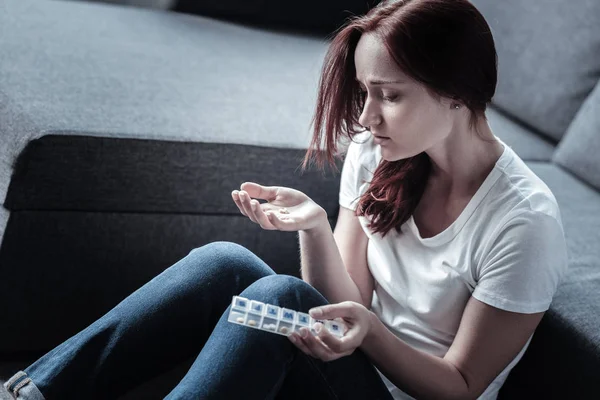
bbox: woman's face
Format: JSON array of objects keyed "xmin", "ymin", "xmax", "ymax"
[{"xmin": 354, "ymin": 33, "xmax": 456, "ymax": 161}]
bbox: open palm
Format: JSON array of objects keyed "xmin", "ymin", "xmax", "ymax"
[{"xmin": 231, "ymin": 182, "xmax": 326, "ymax": 232}]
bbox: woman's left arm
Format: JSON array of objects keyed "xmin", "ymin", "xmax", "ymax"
[
  {"xmin": 291, "ymin": 212, "xmax": 565, "ymax": 399},
  {"xmin": 362, "ymin": 211, "xmax": 563, "ymax": 399},
  {"xmin": 361, "ymin": 297, "xmax": 544, "ymax": 400},
  {"xmin": 291, "ymin": 298, "xmax": 544, "ymax": 400}
]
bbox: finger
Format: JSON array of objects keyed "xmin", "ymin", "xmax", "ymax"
[
  {"xmin": 315, "ymin": 324, "xmax": 354, "ymax": 354},
  {"xmin": 238, "ymin": 191, "xmax": 257, "ymax": 223},
  {"xmin": 242, "ymin": 191, "xmax": 280, "ymax": 228},
  {"xmin": 309, "ymin": 302, "xmax": 355, "ymax": 320},
  {"xmin": 231, "ymin": 191, "xmax": 248, "ymax": 217},
  {"xmin": 298, "ymin": 328, "xmax": 336, "ymax": 361},
  {"xmin": 266, "ymin": 210, "xmax": 297, "ymax": 231},
  {"xmin": 288, "ymin": 333, "xmax": 318, "ymax": 358},
  {"xmin": 309, "ymin": 327, "xmax": 356, "ymax": 360},
  {"xmin": 241, "ymin": 182, "xmax": 278, "ymax": 202},
  {"xmin": 253, "ymin": 201, "xmax": 276, "ymax": 230},
  {"xmin": 248, "ymin": 199, "xmax": 265, "ymax": 226}
]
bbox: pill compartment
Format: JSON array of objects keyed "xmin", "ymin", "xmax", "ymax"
[
  {"xmin": 261, "ymin": 317, "xmax": 278, "ymax": 332},
  {"xmin": 291, "ymin": 312, "xmax": 310, "ymax": 335},
  {"xmin": 326, "ymin": 320, "xmax": 344, "ymax": 337},
  {"xmin": 265, "ymin": 304, "xmax": 280, "ymax": 319},
  {"xmin": 310, "ymin": 318, "xmax": 326, "ymax": 335},
  {"xmin": 228, "ymin": 309, "xmax": 248, "ymax": 326},
  {"xmin": 290, "ymin": 325, "xmax": 303, "ymax": 335},
  {"xmin": 232, "ymin": 296, "xmax": 249, "ymax": 312},
  {"xmin": 280, "ymin": 308, "xmax": 296, "ymax": 322},
  {"xmin": 249, "ymin": 300, "xmax": 266, "ymax": 316},
  {"xmin": 296, "ymin": 312, "xmax": 311, "ymax": 327},
  {"xmin": 277, "ymin": 321, "xmax": 293, "ymax": 336},
  {"xmin": 245, "ymin": 313, "xmax": 262, "ymax": 328},
  {"xmin": 276, "ymin": 307, "xmax": 296, "ymax": 336}
]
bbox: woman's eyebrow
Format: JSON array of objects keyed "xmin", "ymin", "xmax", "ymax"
[{"xmin": 356, "ymin": 78, "xmax": 406, "ymax": 85}]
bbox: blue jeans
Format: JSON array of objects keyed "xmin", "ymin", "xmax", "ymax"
[{"xmin": 4, "ymin": 242, "xmax": 394, "ymax": 399}]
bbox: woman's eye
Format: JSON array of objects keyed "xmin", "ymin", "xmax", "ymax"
[{"xmin": 358, "ymin": 88, "xmax": 398, "ymax": 102}]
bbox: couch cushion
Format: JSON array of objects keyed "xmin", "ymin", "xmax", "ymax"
[
  {"xmin": 471, "ymin": 0, "xmax": 600, "ymax": 142},
  {"xmin": 0, "ymin": 0, "xmax": 329, "ymax": 245},
  {"xmin": 486, "ymin": 106, "xmax": 554, "ymax": 161},
  {"xmin": 4, "ymin": 135, "xmax": 341, "ymax": 217},
  {"xmin": 552, "ymin": 81, "xmax": 600, "ymax": 191},
  {"xmin": 0, "ymin": 0, "xmax": 326, "ymax": 148},
  {"xmin": 498, "ymin": 162, "xmax": 600, "ymax": 399}
]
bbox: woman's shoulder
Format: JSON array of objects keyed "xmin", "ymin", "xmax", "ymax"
[{"xmin": 491, "ymin": 145, "xmax": 562, "ymax": 224}]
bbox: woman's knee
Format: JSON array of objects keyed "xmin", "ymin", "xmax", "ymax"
[
  {"xmin": 178, "ymin": 241, "xmax": 275, "ymax": 288},
  {"xmin": 239, "ymin": 275, "xmax": 329, "ymax": 313}
]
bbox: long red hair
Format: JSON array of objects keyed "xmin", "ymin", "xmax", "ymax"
[{"xmin": 303, "ymin": 0, "xmax": 497, "ymax": 237}]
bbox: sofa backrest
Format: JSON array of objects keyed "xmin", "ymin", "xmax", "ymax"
[
  {"xmin": 471, "ymin": 0, "xmax": 600, "ymax": 143},
  {"xmin": 174, "ymin": 0, "xmax": 381, "ymax": 33},
  {"xmin": 553, "ymin": 80, "xmax": 600, "ymax": 191},
  {"xmin": 0, "ymin": 0, "xmax": 331, "ymax": 247}
]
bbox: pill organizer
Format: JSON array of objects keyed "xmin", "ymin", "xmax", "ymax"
[{"xmin": 227, "ymin": 296, "xmax": 347, "ymax": 338}]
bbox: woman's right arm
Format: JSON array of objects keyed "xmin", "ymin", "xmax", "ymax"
[
  {"xmin": 231, "ymin": 181, "xmax": 374, "ymax": 308},
  {"xmin": 299, "ymin": 205, "xmax": 374, "ymax": 308}
]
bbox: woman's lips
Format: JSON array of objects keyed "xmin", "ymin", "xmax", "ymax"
[{"xmin": 373, "ymin": 135, "xmax": 390, "ymax": 145}]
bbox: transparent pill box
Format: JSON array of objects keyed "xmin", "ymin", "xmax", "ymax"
[{"xmin": 227, "ymin": 296, "xmax": 347, "ymax": 338}]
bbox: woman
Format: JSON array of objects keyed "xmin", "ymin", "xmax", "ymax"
[{"xmin": 4, "ymin": 0, "xmax": 568, "ymax": 399}]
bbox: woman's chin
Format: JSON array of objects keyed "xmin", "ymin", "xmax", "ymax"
[{"xmin": 380, "ymin": 147, "xmax": 414, "ymax": 162}]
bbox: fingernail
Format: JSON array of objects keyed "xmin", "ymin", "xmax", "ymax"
[
  {"xmin": 309, "ymin": 308, "xmax": 322, "ymax": 318},
  {"xmin": 300, "ymin": 328, "xmax": 308, "ymax": 338},
  {"xmin": 315, "ymin": 323, "xmax": 322, "ymax": 333}
]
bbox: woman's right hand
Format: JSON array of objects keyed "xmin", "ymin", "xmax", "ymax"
[{"xmin": 231, "ymin": 182, "xmax": 328, "ymax": 232}]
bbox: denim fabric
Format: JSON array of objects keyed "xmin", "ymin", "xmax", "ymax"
[
  {"xmin": 3, "ymin": 372, "xmax": 45, "ymax": 400},
  {"xmin": 5, "ymin": 241, "xmax": 393, "ymax": 400}
]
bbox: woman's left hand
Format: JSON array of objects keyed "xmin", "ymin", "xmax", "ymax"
[{"xmin": 288, "ymin": 301, "xmax": 374, "ymax": 362}]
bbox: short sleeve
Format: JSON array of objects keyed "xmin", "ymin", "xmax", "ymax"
[
  {"xmin": 472, "ymin": 210, "xmax": 569, "ymax": 314},
  {"xmin": 339, "ymin": 140, "xmax": 362, "ymax": 211}
]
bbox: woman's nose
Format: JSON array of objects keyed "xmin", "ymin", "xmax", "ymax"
[{"xmin": 358, "ymin": 100, "xmax": 382, "ymax": 129}]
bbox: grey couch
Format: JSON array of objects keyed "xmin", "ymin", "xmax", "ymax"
[{"xmin": 1, "ymin": 0, "xmax": 599, "ymax": 399}]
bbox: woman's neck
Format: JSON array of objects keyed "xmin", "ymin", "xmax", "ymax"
[{"xmin": 425, "ymin": 119, "xmax": 503, "ymax": 196}]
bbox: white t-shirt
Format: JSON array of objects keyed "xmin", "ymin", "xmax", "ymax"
[{"xmin": 339, "ymin": 132, "xmax": 568, "ymax": 400}]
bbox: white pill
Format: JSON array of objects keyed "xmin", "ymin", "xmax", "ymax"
[
  {"xmin": 248, "ymin": 320, "xmax": 257, "ymax": 326},
  {"xmin": 236, "ymin": 317, "xmax": 244, "ymax": 323},
  {"xmin": 279, "ymin": 327, "xmax": 289, "ymax": 334}
]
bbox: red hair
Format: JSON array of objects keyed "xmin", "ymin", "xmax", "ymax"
[{"xmin": 303, "ymin": 0, "xmax": 497, "ymax": 237}]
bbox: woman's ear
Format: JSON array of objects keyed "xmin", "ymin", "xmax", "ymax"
[{"xmin": 432, "ymin": 91, "xmax": 455, "ymax": 110}]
